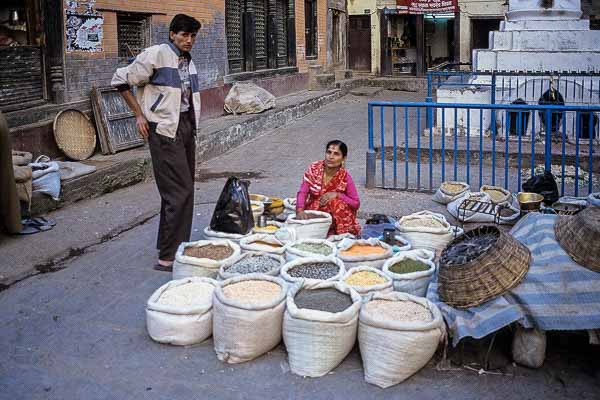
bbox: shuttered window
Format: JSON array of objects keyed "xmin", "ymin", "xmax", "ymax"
[
  {"xmin": 117, "ymin": 13, "xmax": 149, "ymax": 59},
  {"xmin": 0, "ymin": 46, "xmax": 45, "ymax": 109},
  {"xmin": 226, "ymin": 0, "xmax": 295, "ymax": 73}
]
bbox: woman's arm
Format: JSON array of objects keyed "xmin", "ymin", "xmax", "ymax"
[
  {"xmin": 296, "ymin": 180, "xmax": 310, "ymax": 212},
  {"xmin": 338, "ymin": 174, "xmax": 360, "ymax": 209}
]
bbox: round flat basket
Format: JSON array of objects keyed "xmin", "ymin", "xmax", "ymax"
[
  {"xmin": 555, "ymin": 206, "xmax": 600, "ymax": 272},
  {"xmin": 53, "ymin": 109, "xmax": 97, "ymax": 160},
  {"xmin": 437, "ymin": 225, "xmax": 530, "ymax": 309}
]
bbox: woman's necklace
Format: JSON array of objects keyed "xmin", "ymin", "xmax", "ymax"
[{"xmin": 323, "ymin": 167, "xmax": 338, "ymax": 186}]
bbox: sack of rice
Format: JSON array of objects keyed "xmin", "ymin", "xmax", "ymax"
[
  {"xmin": 285, "ymin": 238, "xmax": 337, "ymax": 262},
  {"xmin": 283, "ymin": 280, "xmax": 362, "ymax": 377},
  {"xmin": 219, "ymin": 252, "xmax": 284, "ymax": 280},
  {"xmin": 240, "ymin": 234, "xmax": 287, "ymax": 255},
  {"xmin": 213, "ymin": 274, "xmax": 288, "ymax": 364},
  {"xmin": 396, "ymin": 211, "xmax": 461, "ymax": 255},
  {"xmin": 285, "ymin": 211, "xmax": 332, "ymax": 239},
  {"xmin": 203, "ymin": 226, "xmax": 252, "ymax": 243},
  {"xmin": 337, "ymin": 238, "xmax": 393, "ymax": 270},
  {"xmin": 359, "ymin": 292, "xmax": 444, "ymax": 388},
  {"xmin": 432, "ymin": 181, "xmax": 470, "ymax": 205},
  {"xmin": 480, "ymin": 185, "xmax": 511, "ymax": 205},
  {"xmin": 173, "ymin": 240, "xmax": 241, "ymax": 280},
  {"xmin": 252, "ymin": 221, "xmax": 285, "ymax": 235},
  {"xmin": 146, "ymin": 277, "xmax": 218, "ymax": 346},
  {"xmin": 280, "ymin": 256, "xmax": 345, "ymax": 285},
  {"xmin": 342, "ymin": 266, "xmax": 393, "ymax": 299},
  {"xmin": 382, "ymin": 253, "xmax": 436, "ymax": 297}
]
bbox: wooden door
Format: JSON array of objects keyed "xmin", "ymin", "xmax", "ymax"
[{"xmin": 349, "ymin": 15, "xmax": 371, "ymax": 71}]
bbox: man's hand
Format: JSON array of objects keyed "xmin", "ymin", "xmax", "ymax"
[
  {"xmin": 136, "ymin": 115, "xmax": 150, "ymax": 139},
  {"xmin": 320, "ymin": 192, "xmax": 338, "ymax": 206}
]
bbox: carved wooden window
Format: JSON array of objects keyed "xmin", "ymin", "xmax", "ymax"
[{"xmin": 117, "ymin": 13, "xmax": 150, "ymax": 59}]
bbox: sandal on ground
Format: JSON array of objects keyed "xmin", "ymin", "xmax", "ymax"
[{"xmin": 153, "ymin": 263, "xmax": 173, "ymax": 272}]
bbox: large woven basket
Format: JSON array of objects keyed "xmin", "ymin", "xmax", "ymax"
[
  {"xmin": 53, "ymin": 109, "xmax": 97, "ymax": 160},
  {"xmin": 555, "ymin": 206, "xmax": 600, "ymax": 272},
  {"xmin": 438, "ymin": 225, "xmax": 530, "ymax": 309}
]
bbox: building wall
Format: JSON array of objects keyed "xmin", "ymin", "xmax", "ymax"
[
  {"xmin": 63, "ymin": 0, "xmax": 227, "ymax": 103},
  {"xmin": 457, "ymin": 0, "xmax": 507, "ymax": 64}
]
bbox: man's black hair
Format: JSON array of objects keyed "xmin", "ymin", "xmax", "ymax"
[
  {"xmin": 169, "ymin": 14, "xmax": 201, "ymax": 34},
  {"xmin": 326, "ymin": 140, "xmax": 348, "ymax": 157}
]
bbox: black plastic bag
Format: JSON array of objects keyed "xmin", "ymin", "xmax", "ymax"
[
  {"xmin": 210, "ymin": 177, "xmax": 254, "ymax": 234},
  {"xmin": 522, "ymin": 171, "xmax": 559, "ymax": 205}
]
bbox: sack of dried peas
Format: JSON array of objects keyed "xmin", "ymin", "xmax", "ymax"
[
  {"xmin": 212, "ymin": 274, "xmax": 288, "ymax": 364},
  {"xmin": 382, "ymin": 253, "xmax": 436, "ymax": 297},
  {"xmin": 359, "ymin": 292, "xmax": 445, "ymax": 388},
  {"xmin": 342, "ymin": 266, "xmax": 393, "ymax": 299}
]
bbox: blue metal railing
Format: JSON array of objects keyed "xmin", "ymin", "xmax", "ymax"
[{"xmin": 366, "ymin": 101, "xmax": 600, "ymax": 197}]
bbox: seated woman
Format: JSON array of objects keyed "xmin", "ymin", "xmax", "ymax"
[{"xmin": 295, "ymin": 140, "xmax": 361, "ymax": 236}]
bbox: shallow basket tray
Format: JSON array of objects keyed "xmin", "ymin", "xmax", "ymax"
[
  {"xmin": 437, "ymin": 225, "xmax": 530, "ymax": 309},
  {"xmin": 53, "ymin": 109, "xmax": 97, "ymax": 160},
  {"xmin": 554, "ymin": 206, "xmax": 600, "ymax": 272}
]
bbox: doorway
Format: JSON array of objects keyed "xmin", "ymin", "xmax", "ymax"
[
  {"xmin": 305, "ymin": 0, "xmax": 317, "ymax": 59},
  {"xmin": 471, "ymin": 18, "xmax": 501, "ymax": 59},
  {"xmin": 349, "ymin": 15, "xmax": 371, "ymax": 71}
]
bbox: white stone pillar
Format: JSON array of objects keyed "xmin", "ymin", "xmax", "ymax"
[{"xmin": 507, "ymin": 0, "xmax": 582, "ymax": 21}]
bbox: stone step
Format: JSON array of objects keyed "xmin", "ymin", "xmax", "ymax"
[
  {"xmin": 474, "ymin": 50, "xmax": 600, "ymax": 73},
  {"xmin": 491, "ymin": 30, "xmax": 600, "ymax": 52},
  {"xmin": 335, "ymin": 69, "xmax": 353, "ymax": 81}
]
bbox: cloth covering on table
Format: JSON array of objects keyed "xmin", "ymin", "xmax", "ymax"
[{"xmin": 427, "ymin": 213, "xmax": 600, "ymax": 346}]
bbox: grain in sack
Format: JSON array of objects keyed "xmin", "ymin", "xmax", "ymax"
[
  {"xmin": 146, "ymin": 277, "xmax": 218, "ymax": 346},
  {"xmin": 337, "ymin": 238, "xmax": 393, "ymax": 270},
  {"xmin": 447, "ymin": 192, "xmax": 520, "ymax": 224},
  {"xmin": 213, "ymin": 274, "xmax": 288, "ymax": 364},
  {"xmin": 342, "ymin": 266, "xmax": 393, "ymax": 299},
  {"xmin": 285, "ymin": 211, "xmax": 332, "ymax": 239},
  {"xmin": 219, "ymin": 252, "xmax": 284, "ymax": 280},
  {"xmin": 432, "ymin": 181, "xmax": 469, "ymax": 205},
  {"xmin": 382, "ymin": 253, "xmax": 436, "ymax": 297},
  {"xmin": 240, "ymin": 234, "xmax": 287, "ymax": 255},
  {"xmin": 203, "ymin": 226, "xmax": 252, "ymax": 243},
  {"xmin": 280, "ymin": 256, "xmax": 345, "ymax": 285},
  {"xmin": 173, "ymin": 240, "xmax": 241, "ymax": 280},
  {"xmin": 396, "ymin": 211, "xmax": 461, "ymax": 255},
  {"xmin": 283, "ymin": 281, "xmax": 362, "ymax": 377},
  {"xmin": 359, "ymin": 292, "xmax": 444, "ymax": 388},
  {"xmin": 285, "ymin": 238, "xmax": 337, "ymax": 262}
]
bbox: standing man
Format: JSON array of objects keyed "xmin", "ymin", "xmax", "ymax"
[{"xmin": 112, "ymin": 14, "xmax": 202, "ymax": 271}]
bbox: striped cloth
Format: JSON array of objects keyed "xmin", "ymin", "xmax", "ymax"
[{"xmin": 427, "ymin": 213, "xmax": 600, "ymax": 346}]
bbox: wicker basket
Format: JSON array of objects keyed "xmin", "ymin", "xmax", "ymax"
[
  {"xmin": 53, "ymin": 109, "xmax": 97, "ymax": 160},
  {"xmin": 555, "ymin": 206, "xmax": 600, "ymax": 272},
  {"xmin": 438, "ymin": 225, "xmax": 530, "ymax": 308}
]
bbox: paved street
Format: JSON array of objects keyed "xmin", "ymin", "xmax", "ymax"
[{"xmin": 2, "ymin": 91, "xmax": 600, "ymax": 399}]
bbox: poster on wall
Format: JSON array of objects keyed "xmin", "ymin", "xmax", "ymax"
[
  {"xmin": 395, "ymin": 0, "xmax": 457, "ymax": 14},
  {"xmin": 66, "ymin": 12, "xmax": 104, "ymax": 52}
]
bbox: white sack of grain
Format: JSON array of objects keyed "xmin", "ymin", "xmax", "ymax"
[
  {"xmin": 432, "ymin": 181, "xmax": 470, "ymax": 204},
  {"xmin": 218, "ymin": 252, "xmax": 284, "ymax": 280},
  {"xmin": 382, "ymin": 253, "xmax": 436, "ymax": 297},
  {"xmin": 285, "ymin": 238, "xmax": 337, "ymax": 262},
  {"xmin": 337, "ymin": 238, "xmax": 394, "ymax": 270},
  {"xmin": 342, "ymin": 266, "xmax": 393, "ymax": 300},
  {"xmin": 239, "ymin": 234, "xmax": 287, "ymax": 255},
  {"xmin": 173, "ymin": 240, "xmax": 241, "ymax": 280},
  {"xmin": 285, "ymin": 211, "xmax": 332, "ymax": 239}
]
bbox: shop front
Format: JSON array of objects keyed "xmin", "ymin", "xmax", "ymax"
[{"xmin": 380, "ymin": 0, "xmax": 458, "ymax": 76}]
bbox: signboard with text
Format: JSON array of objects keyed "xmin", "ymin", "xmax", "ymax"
[{"xmin": 395, "ymin": 0, "xmax": 457, "ymax": 14}]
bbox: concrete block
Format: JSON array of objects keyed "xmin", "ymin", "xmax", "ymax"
[
  {"xmin": 334, "ymin": 69, "xmax": 353, "ymax": 81},
  {"xmin": 474, "ymin": 50, "xmax": 497, "ymax": 71},
  {"xmin": 502, "ymin": 19, "xmax": 589, "ymax": 31},
  {"xmin": 315, "ymin": 73, "xmax": 336, "ymax": 90},
  {"xmin": 308, "ymin": 64, "xmax": 324, "ymax": 90}
]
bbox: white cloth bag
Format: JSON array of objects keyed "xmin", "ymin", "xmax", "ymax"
[
  {"xmin": 432, "ymin": 181, "xmax": 470, "ymax": 205},
  {"xmin": 396, "ymin": 211, "xmax": 462, "ymax": 255},
  {"xmin": 358, "ymin": 292, "xmax": 445, "ymax": 388},
  {"xmin": 283, "ymin": 280, "xmax": 362, "ymax": 377},
  {"xmin": 146, "ymin": 277, "xmax": 218, "ymax": 346},
  {"xmin": 342, "ymin": 266, "xmax": 393, "ymax": 300},
  {"xmin": 172, "ymin": 240, "xmax": 241, "ymax": 280},
  {"xmin": 218, "ymin": 252, "xmax": 284, "ymax": 280},
  {"xmin": 203, "ymin": 227, "xmax": 252, "ymax": 243},
  {"xmin": 212, "ymin": 274, "xmax": 288, "ymax": 364},
  {"xmin": 285, "ymin": 211, "xmax": 332, "ymax": 239},
  {"xmin": 285, "ymin": 238, "xmax": 337, "ymax": 262},
  {"xmin": 382, "ymin": 253, "xmax": 436, "ymax": 297},
  {"xmin": 239, "ymin": 234, "xmax": 287, "ymax": 255},
  {"xmin": 337, "ymin": 238, "xmax": 393, "ymax": 270},
  {"xmin": 31, "ymin": 159, "xmax": 61, "ymax": 200},
  {"xmin": 280, "ymin": 255, "xmax": 346, "ymax": 285}
]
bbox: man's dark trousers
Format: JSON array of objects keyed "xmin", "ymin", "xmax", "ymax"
[{"xmin": 148, "ymin": 111, "xmax": 195, "ymax": 261}]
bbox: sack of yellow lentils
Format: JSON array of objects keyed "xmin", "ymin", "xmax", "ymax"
[
  {"xmin": 337, "ymin": 238, "xmax": 393, "ymax": 270},
  {"xmin": 342, "ymin": 266, "xmax": 393, "ymax": 300}
]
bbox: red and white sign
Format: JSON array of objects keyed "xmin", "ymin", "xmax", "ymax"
[{"xmin": 396, "ymin": 0, "xmax": 457, "ymax": 14}]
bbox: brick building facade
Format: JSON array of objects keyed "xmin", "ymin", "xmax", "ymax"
[{"xmin": 2, "ymin": 0, "xmax": 343, "ymax": 157}]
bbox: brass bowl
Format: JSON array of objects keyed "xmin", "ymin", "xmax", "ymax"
[{"xmin": 517, "ymin": 192, "xmax": 544, "ymax": 212}]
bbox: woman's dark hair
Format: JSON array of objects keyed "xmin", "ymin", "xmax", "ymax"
[
  {"xmin": 169, "ymin": 14, "xmax": 201, "ymax": 34},
  {"xmin": 326, "ymin": 140, "xmax": 348, "ymax": 157}
]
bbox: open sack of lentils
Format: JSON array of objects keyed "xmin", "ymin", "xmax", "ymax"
[
  {"xmin": 219, "ymin": 252, "xmax": 284, "ymax": 279},
  {"xmin": 173, "ymin": 240, "xmax": 241, "ymax": 280},
  {"xmin": 437, "ymin": 225, "xmax": 531, "ymax": 308},
  {"xmin": 281, "ymin": 256, "xmax": 345, "ymax": 284}
]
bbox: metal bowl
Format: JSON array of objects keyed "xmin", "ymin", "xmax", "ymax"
[{"xmin": 517, "ymin": 192, "xmax": 544, "ymax": 212}]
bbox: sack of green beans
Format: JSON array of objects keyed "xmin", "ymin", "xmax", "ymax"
[
  {"xmin": 285, "ymin": 238, "xmax": 337, "ymax": 262},
  {"xmin": 212, "ymin": 274, "xmax": 288, "ymax": 364},
  {"xmin": 173, "ymin": 240, "xmax": 241, "ymax": 280},
  {"xmin": 359, "ymin": 292, "xmax": 445, "ymax": 388},
  {"xmin": 218, "ymin": 252, "xmax": 284, "ymax": 280},
  {"xmin": 283, "ymin": 280, "xmax": 362, "ymax": 377},
  {"xmin": 382, "ymin": 253, "xmax": 436, "ymax": 297},
  {"xmin": 280, "ymin": 256, "xmax": 345, "ymax": 285},
  {"xmin": 342, "ymin": 266, "xmax": 393, "ymax": 300},
  {"xmin": 146, "ymin": 277, "xmax": 218, "ymax": 346}
]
